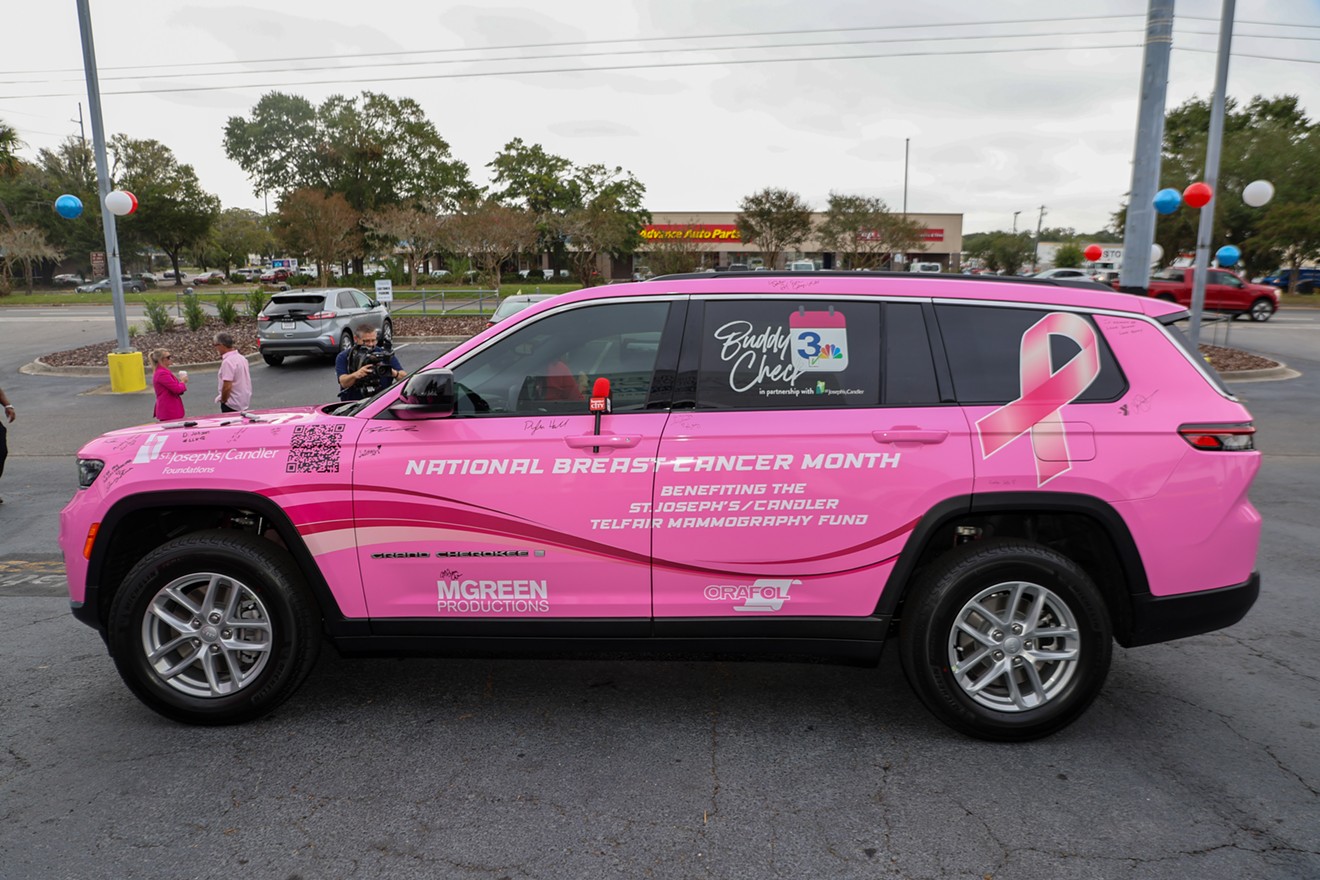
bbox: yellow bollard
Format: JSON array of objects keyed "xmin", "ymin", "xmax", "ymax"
[{"xmin": 107, "ymin": 351, "xmax": 147, "ymax": 393}]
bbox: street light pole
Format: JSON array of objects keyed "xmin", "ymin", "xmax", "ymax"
[{"xmin": 1012, "ymin": 211, "xmax": 1021, "ymax": 234}]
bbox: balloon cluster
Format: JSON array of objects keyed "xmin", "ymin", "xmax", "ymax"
[
  {"xmin": 1083, "ymin": 179, "xmax": 1276, "ymax": 271},
  {"xmin": 52, "ymin": 189, "xmax": 139, "ymax": 219}
]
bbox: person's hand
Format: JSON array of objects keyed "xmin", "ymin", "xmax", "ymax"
[{"xmin": 3, "ymin": 405, "xmax": 13, "ymax": 424}]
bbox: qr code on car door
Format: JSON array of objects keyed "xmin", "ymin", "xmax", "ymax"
[{"xmin": 285, "ymin": 423, "xmax": 345, "ymax": 474}]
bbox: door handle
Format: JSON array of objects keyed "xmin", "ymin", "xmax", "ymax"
[
  {"xmin": 872, "ymin": 428, "xmax": 948, "ymax": 445},
  {"xmin": 564, "ymin": 434, "xmax": 642, "ymax": 450}
]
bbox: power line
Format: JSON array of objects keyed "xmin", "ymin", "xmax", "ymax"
[
  {"xmin": 0, "ymin": 27, "xmax": 1192, "ymax": 87},
  {"xmin": 0, "ymin": 15, "xmax": 1156, "ymax": 77}
]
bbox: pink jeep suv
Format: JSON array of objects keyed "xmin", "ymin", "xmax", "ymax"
[{"xmin": 60, "ymin": 272, "xmax": 1261, "ymax": 740}]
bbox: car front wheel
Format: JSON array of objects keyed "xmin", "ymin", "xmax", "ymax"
[
  {"xmin": 107, "ymin": 531, "xmax": 320, "ymax": 725},
  {"xmin": 1249, "ymin": 298, "xmax": 1275, "ymax": 322},
  {"xmin": 899, "ymin": 539, "xmax": 1112, "ymax": 741},
  {"xmin": 381, "ymin": 318, "xmax": 393, "ymax": 347}
]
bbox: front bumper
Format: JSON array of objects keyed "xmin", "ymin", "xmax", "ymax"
[{"xmin": 1123, "ymin": 572, "xmax": 1259, "ymax": 647}]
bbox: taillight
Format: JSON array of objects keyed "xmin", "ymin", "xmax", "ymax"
[
  {"xmin": 257, "ymin": 315, "xmax": 271, "ymax": 322},
  {"xmin": 307, "ymin": 311, "xmax": 336, "ymax": 320},
  {"xmin": 1178, "ymin": 422, "xmax": 1255, "ymax": 451}
]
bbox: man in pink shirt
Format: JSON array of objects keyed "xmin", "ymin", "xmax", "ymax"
[{"xmin": 213, "ymin": 331, "xmax": 252, "ymax": 413}]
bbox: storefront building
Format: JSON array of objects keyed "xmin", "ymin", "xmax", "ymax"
[{"xmin": 630, "ymin": 210, "xmax": 964, "ymax": 274}]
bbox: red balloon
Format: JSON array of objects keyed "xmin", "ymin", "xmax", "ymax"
[
  {"xmin": 1084, "ymin": 244, "xmax": 1103, "ymax": 262},
  {"xmin": 126, "ymin": 191, "xmax": 138, "ymax": 215},
  {"xmin": 1183, "ymin": 182, "xmax": 1213, "ymax": 209}
]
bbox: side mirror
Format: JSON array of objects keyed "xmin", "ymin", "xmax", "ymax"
[{"xmin": 390, "ymin": 369, "xmax": 455, "ymax": 419}]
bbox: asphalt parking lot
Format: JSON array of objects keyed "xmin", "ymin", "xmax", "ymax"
[{"xmin": 0, "ymin": 307, "xmax": 1317, "ymax": 879}]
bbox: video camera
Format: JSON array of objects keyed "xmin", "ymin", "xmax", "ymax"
[{"xmin": 347, "ymin": 344, "xmax": 396, "ymax": 395}]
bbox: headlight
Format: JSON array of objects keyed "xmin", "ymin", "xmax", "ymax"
[{"xmin": 77, "ymin": 458, "xmax": 105, "ymax": 488}]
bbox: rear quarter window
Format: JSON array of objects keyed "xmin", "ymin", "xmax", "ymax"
[{"xmin": 935, "ymin": 304, "xmax": 1127, "ymax": 404}]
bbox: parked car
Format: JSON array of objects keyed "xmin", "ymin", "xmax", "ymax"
[
  {"xmin": 61, "ymin": 271, "xmax": 1262, "ymax": 740},
  {"xmin": 162, "ymin": 270, "xmax": 186, "ymax": 280},
  {"xmin": 133, "ymin": 272, "xmax": 160, "ymax": 284},
  {"xmin": 486, "ymin": 293, "xmax": 557, "ymax": 327},
  {"xmin": 190, "ymin": 271, "xmax": 226, "ymax": 285},
  {"xmin": 1140, "ymin": 267, "xmax": 1280, "ymax": 321},
  {"xmin": 255, "ymin": 287, "xmax": 392, "ymax": 366},
  {"xmin": 428, "ymin": 269, "xmax": 450, "ymax": 279},
  {"xmin": 1031, "ymin": 268, "xmax": 1094, "ymax": 282},
  {"xmin": 53, "ymin": 273, "xmax": 84, "ymax": 286},
  {"xmin": 787, "ymin": 261, "xmax": 816, "ymax": 272},
  {"xmin": 260, "ymin": 268, "xmax": 291, "ymax": 284},
  {"xmin": 1260, "ymin": 267, "xmax": 1319, "ymax": 294},
  {"xmin": 75, "ymin": 277, "xmax": 146, "ymax": 293},
  {"xmin": 909, "ymin": 262, "xmax": 942, "ymax": 274},
  {"xmin": 232, "ymin": 268, "xmax": 264, "ymax": 282}
]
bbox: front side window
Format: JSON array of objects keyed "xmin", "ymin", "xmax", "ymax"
[
  {"xmin": 449, "ymin": 301, "xmax": 670, "ymax": 416},
  {"xmin": 1209, "ymin": 271, "xmax": 1243, "ymax": 288},
  {"xmin": 694, "ymin": 299, "xmax": 881, "ymax": 409}
]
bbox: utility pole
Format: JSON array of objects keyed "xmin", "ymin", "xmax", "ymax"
[
  {"xmin": 1119, "ymin": 0, "xmax": 1175, "ymax": 295},
  {"xmin": 1012, "ymin": 211, "xmax": 1021, "ymax": 234},
  {"xmin": 70, "ymin": 102, "xmax": 86, "ymax": 146},
  {"xmin": 1189, "ymin": 0, "xmax": 1235, "ymax": 349},
  {"xmin": 1033, "ymin": 205, "xmax": 1047, "ymax": 272}
]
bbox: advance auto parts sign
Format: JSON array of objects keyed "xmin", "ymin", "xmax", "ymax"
[{"xmin": 640, "ymin": 224, "xmax": 742, "ymax": 242}]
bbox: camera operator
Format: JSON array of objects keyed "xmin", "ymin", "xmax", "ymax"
[{"xmin": 335, "ymin": 323, "xmax": 405, "ymax": 401}]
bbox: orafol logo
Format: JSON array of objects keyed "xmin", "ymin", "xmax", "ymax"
[
  {"xmin": 133, "ymin": 433, "xmax": 168, "ymax": 464},
  {"xmin": 703, "ymin": 578, "xmax": 801, "ymax": 613}
]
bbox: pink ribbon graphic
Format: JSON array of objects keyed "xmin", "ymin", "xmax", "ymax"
[{"xmin": 975, "ymin": 312, "xmax": 1101, "ymax": 486}]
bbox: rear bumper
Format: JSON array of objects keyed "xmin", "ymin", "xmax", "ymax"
[
  {"xmin": 258, "ymin": 336, "xmax": 340, "ymax": 357},
  {"xmin": 1123, "ymin": 572, "xmax": 1259, "ymax": 647}
]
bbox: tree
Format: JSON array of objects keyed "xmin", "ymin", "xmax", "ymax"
[
  {"xmin": 274, "ymin": 189, "xmax": 361, "ymax": 285},
  {"xmin": 735, "ymin": 188, "xmax": 813, "ymax": 270},
  {"xmin": 204, "ymin": 208, "xmax": 274, "ymax": 277},
  {"xmin": 642, "ymin": 216, "xmax": 705, "ymax": 276},
  {"xmin": 111, "ymin": 136, "xmax": 220, "ymax": 284},
  {"xmin": 963, "ymin": 231, "xmax": 1036, "ymax": 275},
  {"xmin": 487, "ymin": 138, "xmax": 579, "ymax": 264},
  {"xmin": 363, "ymin": 204, "xmax": 448, "ymax": 288},
  {"xmin": 0, "ymin": 224, "xmax": 62, "ymax": 294},
  {"xmin": 222, "ymin": 92, "xmax": 321, "ymax": 200},
  {"xmin": 561, "ymin": 164, "xmax": 649, "ymax": 287},
  {"xmin": 1112, "ymin": 94, "xmax": 1320, "ymax": 278},
  {"xmin": 0, "ymin": 138, "xmax": 102, "ymax": 279},
  {"xmin": 816, "ymin": 193, "xmax": 926, "ymax": 269},
  {"xmin": 1252, "ymin": 203, "xmax": 1320, "ymax": 292},
  {"xmin": 443, "ymin": 199, "xmax": 538, "ymax": 290},
  {"xmin": 1053, "ymin": 243, "xmax": 1085, "ymax": 269}
]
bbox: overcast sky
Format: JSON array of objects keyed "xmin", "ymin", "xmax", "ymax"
[{"xmin": 2, "ymin": 0, "xmax": 1317, "ymax": 235}]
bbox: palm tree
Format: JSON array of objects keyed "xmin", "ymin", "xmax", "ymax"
[{"xmin": 0, "ymin": 121, "xmax": 20, "ymax": 181}]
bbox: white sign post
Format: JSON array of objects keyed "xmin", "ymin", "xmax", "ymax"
[{"xmin": 374, "ymin": 279, "xmax": 394, "ymax": 306}]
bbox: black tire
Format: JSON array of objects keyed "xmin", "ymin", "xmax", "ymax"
[
  {"xmin": 340, "ymin": 330, "xmax": 353, "ymax": 353},
  {"xmin": 381, "ymin": 318, "xmax": 393, "ymax": 347},
  {"xmin": 898, "ymin": 539, "xmax": 1112, "ymax": 741},
  {"xmin": 1248, "ymin": 297, "xmax": 1275, "ymax": 322},
  {"xmin": 261, "ymin": 352, "xmax": 284, "ymax": 367},
  {"xmin": 107, "ymin": 531, "xmax": 321, "ymax": 725}
]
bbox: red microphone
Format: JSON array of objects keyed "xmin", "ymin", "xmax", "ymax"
[
  {"xmin": 590, "ymin": 377, "xmax": 611, "ymax": 414},
  {"xmin": 590, "ymin": 378, "xmax": 610, "ymax": 452}
]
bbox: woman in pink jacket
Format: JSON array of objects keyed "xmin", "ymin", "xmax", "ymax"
[{"xmin": 149, "ymin": 348, "xmax": 188, "ymax": 421}]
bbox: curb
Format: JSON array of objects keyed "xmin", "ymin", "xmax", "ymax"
[{"xmin": 1220, "ymin": 362, "xmax": 1300, "ymax": 382}]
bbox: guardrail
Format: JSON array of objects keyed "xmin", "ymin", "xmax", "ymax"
[{"xmin": 169, "ymin": 287, "xmax": 505, "ymax": 318}]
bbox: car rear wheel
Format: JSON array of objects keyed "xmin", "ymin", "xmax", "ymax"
[
  {"xmin": 1249, "ymin": 298, "xmax": 1275, "ymax": 322},
  {"xmin": 107, "ymin": 531, "xmax": 320, "ymax": 725},
  {"xmin": 899, "ymin": 539, "xmax": 1112, "ymax": 741},
  {"xmin": 261, "ymin": 352, "xmax": 284, "ymax": 366},
  {"xmin": 381, "ymin": 319, "xmax": 393, "ymax": 347},
  {"xmin": 340, "ymin": 330, "xmax": 353, "ymax": 352}
]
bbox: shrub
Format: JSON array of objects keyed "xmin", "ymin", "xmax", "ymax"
[
  {"xmin": 127, "ymin": 324, "xmax": 139, "ymax": 338},
  {"xmin": 144, "ymin": 300, "xmax": 174, "ymax": 334},
  {"xmin": 244, "ymin": 288, "xmax": 267, "ymax": 319},
  {"xmin": 183, "ymin": 295, "xmax": 207, "ymax": 332},
  {"xmin": 215, "ymin": 293, "xmax": 239, "ymax": 326}
]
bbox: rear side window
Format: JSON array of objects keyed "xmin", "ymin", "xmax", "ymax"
[
  {"xmin": 883, "ymin": 303, "xmax": 940, "ymax": 405},
  {"xmin": 695, "ymin": 300, "xmax": 881, "ymax": 409},
  {"xmin": 936, "ymin": 304, "xmax": 1126, "ymax": 404}
]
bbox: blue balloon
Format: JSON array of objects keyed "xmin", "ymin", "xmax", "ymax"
[
  {"xmin": 1153, "ymin": 188, "xmax": 1182, "ymax": 215},
  {"xmin": 1216, "ymin": 245, "xmax": 1241, "ymax": 267},
  {"xmin": 54, "ymin": 194, "xmax": 83, "ymax": 219}
]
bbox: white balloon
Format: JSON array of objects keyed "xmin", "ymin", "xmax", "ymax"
[
  {"xmin": 1150, "ymin": 243, "xmax": 1164, "ymax": 265},
  {"xmin": 104, "ymin": 190, "xmax": 133, "ymax": 216},
  {"xmin": 1242, "ymin": 179, "xmax": 1274, "ymax": 208}
]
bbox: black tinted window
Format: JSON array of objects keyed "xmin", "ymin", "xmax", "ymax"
[
  {"xmin": 695, "ymin": 300, "xmax": 880, "ymax": 409},
  {"xmin": 936, "ymin": 305, "xmax": 1126, "ymax": 404},
  {"xmin": 262, "ymin": 295, "xmax": 326, "ymax": 317},
  {"xmin": 883, "ymin": 303, "xmax": 940, "ymax": 405}
]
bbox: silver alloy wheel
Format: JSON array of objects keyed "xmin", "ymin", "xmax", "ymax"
[
  {"xmin": 947, "ymin": 580, "xmax": 1081, "ymax": 712},
  {"xmin": 1250, "ymin": 299, "xmax": 1274, "ymax": 321},
  {"xmin": 140, "ymin": 572, "xmax": 273, "ymax": 698}
]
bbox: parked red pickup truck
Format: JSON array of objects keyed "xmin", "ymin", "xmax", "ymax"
[{"xmin": 1129, "ymin": 267, "xmax": 1279, "ymax": 322}]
